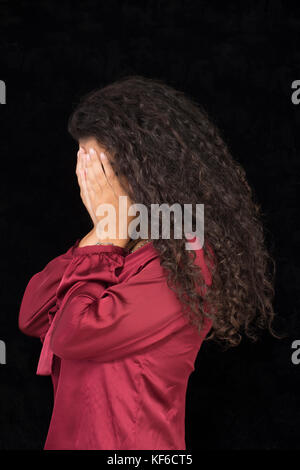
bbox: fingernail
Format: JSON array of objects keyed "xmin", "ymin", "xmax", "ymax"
[
  {"xmin": 86, "ymin": 153, "xmax": 91, "ymax": 161},
  {"xmin": 100, "ymin": 152, "xmax": 107, "ymax": 160}
]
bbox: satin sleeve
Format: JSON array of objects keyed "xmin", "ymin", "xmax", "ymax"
[
  {"xmin": 18, "ymin": 239, "xmax": 81, "ymax": 340},
  {"xmin": 50, "ymin": 244, "xmax": 213, "ymax": 363}
]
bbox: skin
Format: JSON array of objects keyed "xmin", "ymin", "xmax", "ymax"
[{"xmin": 76, "ymin": 138, "xmax": 146, "ymax": 251}]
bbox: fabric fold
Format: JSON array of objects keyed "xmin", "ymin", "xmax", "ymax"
[{"xmin": 36, "ymin": 318, "xmax": 56, "ymax": 376}]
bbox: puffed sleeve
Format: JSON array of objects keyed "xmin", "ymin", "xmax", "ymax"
[
  {"xmin": 50, "ymin": 243, "xmax": 213, "ymax": 363},
  {"xmin": 18, "ymin": 239, "xmax": 81, "ymax": 340}
]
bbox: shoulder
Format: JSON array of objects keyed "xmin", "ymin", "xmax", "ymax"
[{"xmin": 125, "ymin": 238, "xmax": 214, "ymax": 287}]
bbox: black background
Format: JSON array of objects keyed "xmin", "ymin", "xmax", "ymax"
[{"xmin": 0, "ymin": 0, "xmax": 299, "ymax": 450}]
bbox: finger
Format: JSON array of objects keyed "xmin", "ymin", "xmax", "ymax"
[
  {"xmin": 76, "ymin": 151, "xmax": 84, "ymax": 192},
  {"xmin": 77, "ymin": 148, "xmax": 85, "ymax": 179},
  {"xmin": 84, "ymin": 169, "xmax": 95, "ymax": 209},
  {"xmin": 78, "ymin": 150, "xmax": 93, "ymax": 209},
  {"xmin": 76, "ymin": 151, "xmax": 86, "ymax": 197},
  {"xmin": 85, "ymin": 151, "xmax": 100, "ymax": 191},
  {"xmin": 85, "ymin": 164, "xmax": 98, "ymax": 213},
  {"xmin": 80, "ymin": 151, "xmax": 90, "ymax": 187},
  {"xmin": 95, "ymin": 149, "xmax": 119, "ymax": 201},
  {"xmin": 89, "ymin": 147, "xmax": 115, "ymax": 183},
  {"xmin": 99, "ymin": 151, "xmax": 121, "ymax": 201},
  {"xmin": 81, "ymin": 161, "xmax": 97, "ymax": 224},
  {"xmin": 76, "ymin": 150, "xmax": 83, "ymax": 178},
  {"xmin": 82, "ymin": 151, "xmax": 101, "ymax": 224},
  {"xmin": 99, "ymin": 151, "xmax": 115, "ymax": 181},
  {"xmin": 88, "ymin": 148, "xmax": 106, "ymax": 186}
]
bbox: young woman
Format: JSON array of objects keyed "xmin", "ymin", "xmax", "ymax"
[{"xmin": 18, "ymin": 75, "xmax": 277, "ymax": 450}]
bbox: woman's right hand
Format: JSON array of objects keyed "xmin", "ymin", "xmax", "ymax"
[{"xmin": 76, "ymin": 147, "xmax": 98, "ymax": 227}]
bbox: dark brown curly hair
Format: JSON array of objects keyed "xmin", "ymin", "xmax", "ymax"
[{"xmin": 68, "ymin": 74, "xmax": 280, "ymax": 349}]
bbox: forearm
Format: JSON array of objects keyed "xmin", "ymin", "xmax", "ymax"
[{"xmin": 18, "ymin": 241, "xmax": 79, "ymax": 338}]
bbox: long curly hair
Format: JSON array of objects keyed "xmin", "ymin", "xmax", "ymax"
[{"xmin": 68, "ymin": 75, "xmax": 280, "ymax": 349}]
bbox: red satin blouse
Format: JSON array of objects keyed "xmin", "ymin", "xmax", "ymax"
[{"xmin": 18, "ymin": 239, "xmax": 213, "ymax": 450}]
